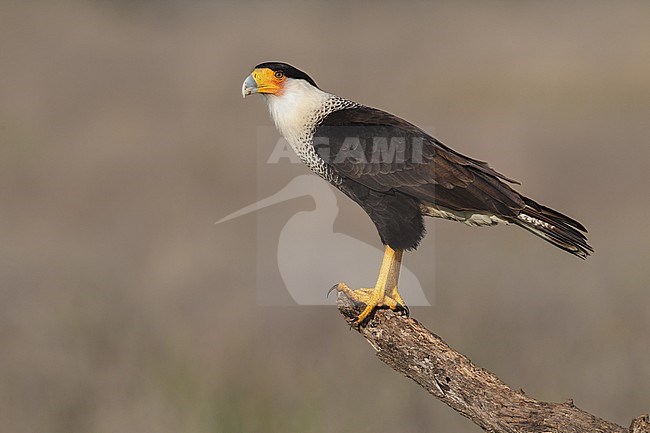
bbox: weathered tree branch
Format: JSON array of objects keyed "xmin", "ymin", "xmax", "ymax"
[{"xmin": 335, "ymin": 292, "xmax": 649, "ymax": 433}]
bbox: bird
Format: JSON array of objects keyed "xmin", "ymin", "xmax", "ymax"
[{"xmin": 242, "ymin": 61, "xmax": 592, "ymax": 324}]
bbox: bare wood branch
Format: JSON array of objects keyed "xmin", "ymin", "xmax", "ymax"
[{"xmin": 335, "ymin": 292, "xmax": 649, "ymax": 433}]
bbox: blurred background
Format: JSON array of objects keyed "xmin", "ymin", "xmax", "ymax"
[{"xmin": 1, "ymin": 1, "xmax": 649, "ymax": 432}]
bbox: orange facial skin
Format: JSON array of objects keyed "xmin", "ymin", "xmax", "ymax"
[{"xmin": 250, "ymin": 67, "xmax": 286, "ymax": 95}]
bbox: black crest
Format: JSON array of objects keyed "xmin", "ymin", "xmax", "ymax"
[{"xmin": 254, "ymin": 62, "xmax": 318, "ymax": 88}]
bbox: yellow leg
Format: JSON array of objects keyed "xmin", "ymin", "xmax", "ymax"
[
  {"xmin": 386, "ymin": 248, "xmax": 406, "ymax": 308},
  {"xmin": 331, "ymin": 246, "xmax": 408, "ymax": 324}
]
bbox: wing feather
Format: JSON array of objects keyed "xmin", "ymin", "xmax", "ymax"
[{"xmin": 313, "ymin": 106, "xmax": 525, "ymax": 216}]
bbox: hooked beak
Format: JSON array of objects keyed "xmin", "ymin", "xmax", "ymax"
[
  {"xmin": 242, "ymin": 74, "xmax": 258, "ymax": 98},
  {"xmin": 242, "ymin": 67, "xmax": 283, "ymax": 98}
]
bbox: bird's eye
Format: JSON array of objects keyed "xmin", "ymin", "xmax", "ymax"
[{"xmin": 274, "ymin": 71, "xmax": 284, "ymax": 79}]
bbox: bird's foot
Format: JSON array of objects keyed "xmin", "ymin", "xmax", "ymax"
[{"xmin": 329, "ymin": 282, "xmax": 408, "ymax": 324}]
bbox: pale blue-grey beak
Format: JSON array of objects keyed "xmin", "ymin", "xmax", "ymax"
[{"xmin": 242, "ymin": 74, "xmax": 258, "ymax": 98}]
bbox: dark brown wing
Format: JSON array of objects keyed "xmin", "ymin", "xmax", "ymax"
[{"xmin": 313, "ymin": 106, "xmax": 526, "ymax": 217}]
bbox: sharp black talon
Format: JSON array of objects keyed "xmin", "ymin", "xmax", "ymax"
[
  {"xmin": 396, "ymin": 303, "xmax": 410, "ymax": 317},
  {"xmin": 327, "ymin": 284, "xmax": 340, "ymax": 298}
]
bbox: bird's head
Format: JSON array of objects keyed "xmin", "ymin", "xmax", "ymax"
[{"xmin": 242, "ymin": 62, "xmax": 318, "ymax": 98}]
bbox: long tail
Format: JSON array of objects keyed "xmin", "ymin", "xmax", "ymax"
[{"xmin": 512, "ymin": 197, "xmax": 593, "ymax": 259}]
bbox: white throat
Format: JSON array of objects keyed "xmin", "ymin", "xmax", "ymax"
[{"xmin": 264, "ymin": 79, "xmax": 333, "ymax": 148}]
